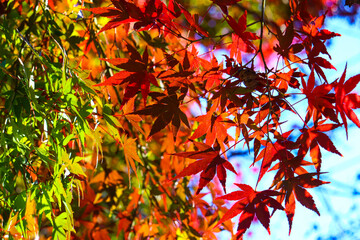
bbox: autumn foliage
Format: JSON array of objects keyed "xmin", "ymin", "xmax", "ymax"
[{"xmin": 1, "ymin": 0, "xmax": 360, "ymax": 239}]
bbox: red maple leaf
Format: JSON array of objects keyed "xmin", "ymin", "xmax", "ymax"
[
  {"xmin": 215, "ymin": 184, "xmax": 284, "ymax": 239},
  {"xmin": 275, "ymin": 173, "xmax": 329, "ymax": 233},
  {"xmin": 224, "ymin": 11, "xmax": 259, "ymax": 50},
  {"xmin": 170, "ymin": 142, "xmax": 237, "ymax": 194},
  {"xmin": 190, "ymin": 104, "xmax": 236, "ymax": 152},
  {"xmin": 301, "ymin": 15, "xmax": 340, "ymax": 81},
  {"xmin": 85, "ymin": 0, "xmax": 177, "ymax": 34},
  {"xmin": 335, "ymin": 65, "xmax": 360, "ymax": 138},
  {"xmin": 254, "ymin": 130, "xmax": 298, "ymax": 184},
  {"xmin": 94, "ymin": 43, "xmax": 158, "ymax": 107},
  {"xmin": 211, "ymin": 78, "xmax": 252, "ymax": 111},
  {"xmin": 270, "ymin": 69, "xmax": 302, "ymax": 93},
  {"xmin": 269, "ymin": 155, "xmax": 313, "ymax": 188},
  {"xmin": 301, "ymin": 68, "xmax": 338, "ymax": 123},
  {"xmin": 297, "ymin": 121, "xmax": 342, "ymax": 173},
  {"xmin": 302, "ymin": 15, "xmax": 340, "ymax": 40},
  {"xmin": 130, "ymin": 91, "xmax": 190, "ymax": 139},
  {"xmin": 211, "ymin": 0, "xmax": 242, "ymax": 14},
  {"xmin": 177, "ymin": 3, "xmax": 209, "ymax": 37},
  {"xmin": 273, "ymin": 21, "xmax": 304, "ymax": 65}
]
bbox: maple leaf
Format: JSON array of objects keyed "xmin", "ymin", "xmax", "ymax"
[
  {"xmin": 94, "ymin": 43, "xmax": 158, "ymax": 107},
  {"xmin": 334, "ymin": 65, "xmax": 360, "ymax": 138},
  {"xmin": 222, "ymin": 60, "xmax": 267, "ymax": 93},
  {"xmin": 85, "ymin": 0, "xmax": 173, "ymax": 33},
  {"xmin": 84, "ymin": 1, "xmax": 132, "ymax": 33},
  {"xmin": 297, "ymin": 121, "xmax": 342, "ymax": 174},
  {"xmin": 301, "ymin": 68, "xmax": 338, "ymax": 123},
  {"xmin": 273, "ymin": 21, "xmax": 304, "ymax": 66},
  {"xmin": 308, "ymin": 55, "xmax": 336, "ymax": 83},
  {"xmin": 276, "ymin": 173, "xmax": 329, "ymax": 233},
  {"xmin": 270, "ymin": 69, "xmax": 302, "ymax": 93},
  {"xmin": 199, "ymin": 54, "xmax": 222, "ymax": 91},
  {"xmin": 122, "ymin": 96, "xmax": 146, "ymax": 136},
  {"xmin": 224, "ymin": 11, "xmax": 259, "ymax": 50},
  {"xmin": 211, "ymin": 79, "xmax": 252, "ymax": 111},
  {"xmin": 123, "ymin": 135, "xmax": 144, "ymax": 179},
  {"xmin": 24, "ymin": 193, "xmax": 38, "ymax": 237},
  {"xmin": 254, "ymin": 131, "xmax": 298, "ymax": 184},
  {"xmin": 190, "ymin": 103, "xmax": 236, "ymax": 152},
  {"xmin": 211, "ymin": 0, "xmax": 242, "ymax": 14},
  {"xmin": 175, "ymin": 3, "xmax": 209, "ymax": 37},
  {"xmin": 253, "ymin": 94, "xmax": 296, "ymax": 126},
  {"xmin": 157, "ymin": 50, "xmax": 198, "ymax": 92},
  {"xmin": 228, "ymin": 34, "xmax": 248, "ymax": 63},
  {"xmin": 130, "ymin": 91, "xmax": 190, "ymax": 139},
  {"xmin": 270, "ymin": 155, "xmax": 313, "ymax": 188},
  {"xmin": 301, "ymin": 15, "xmax": 340, "ymax": 81},
  {"xmin": 214, "ymin": 64, "xmax": 270, "ymax": 112},
  {"xmin": 302, "ymin": 15, "xmax": 340, "ymax": 40},
  {"xmin": 170, "ymin": 142, "xmax": 236, "ymax": 194},
  {"xmin": 215, "ymin": 184, "xmax": 284, "ymax": 238}
]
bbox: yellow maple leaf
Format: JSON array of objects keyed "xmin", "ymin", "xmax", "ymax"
[
  {"xmin": 25, "ymin": 193, "xmax": 38, "ymax": 238},
  {"xmin": 123, "ymin": 136, "xmax": 143, "ymax": 179}
]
